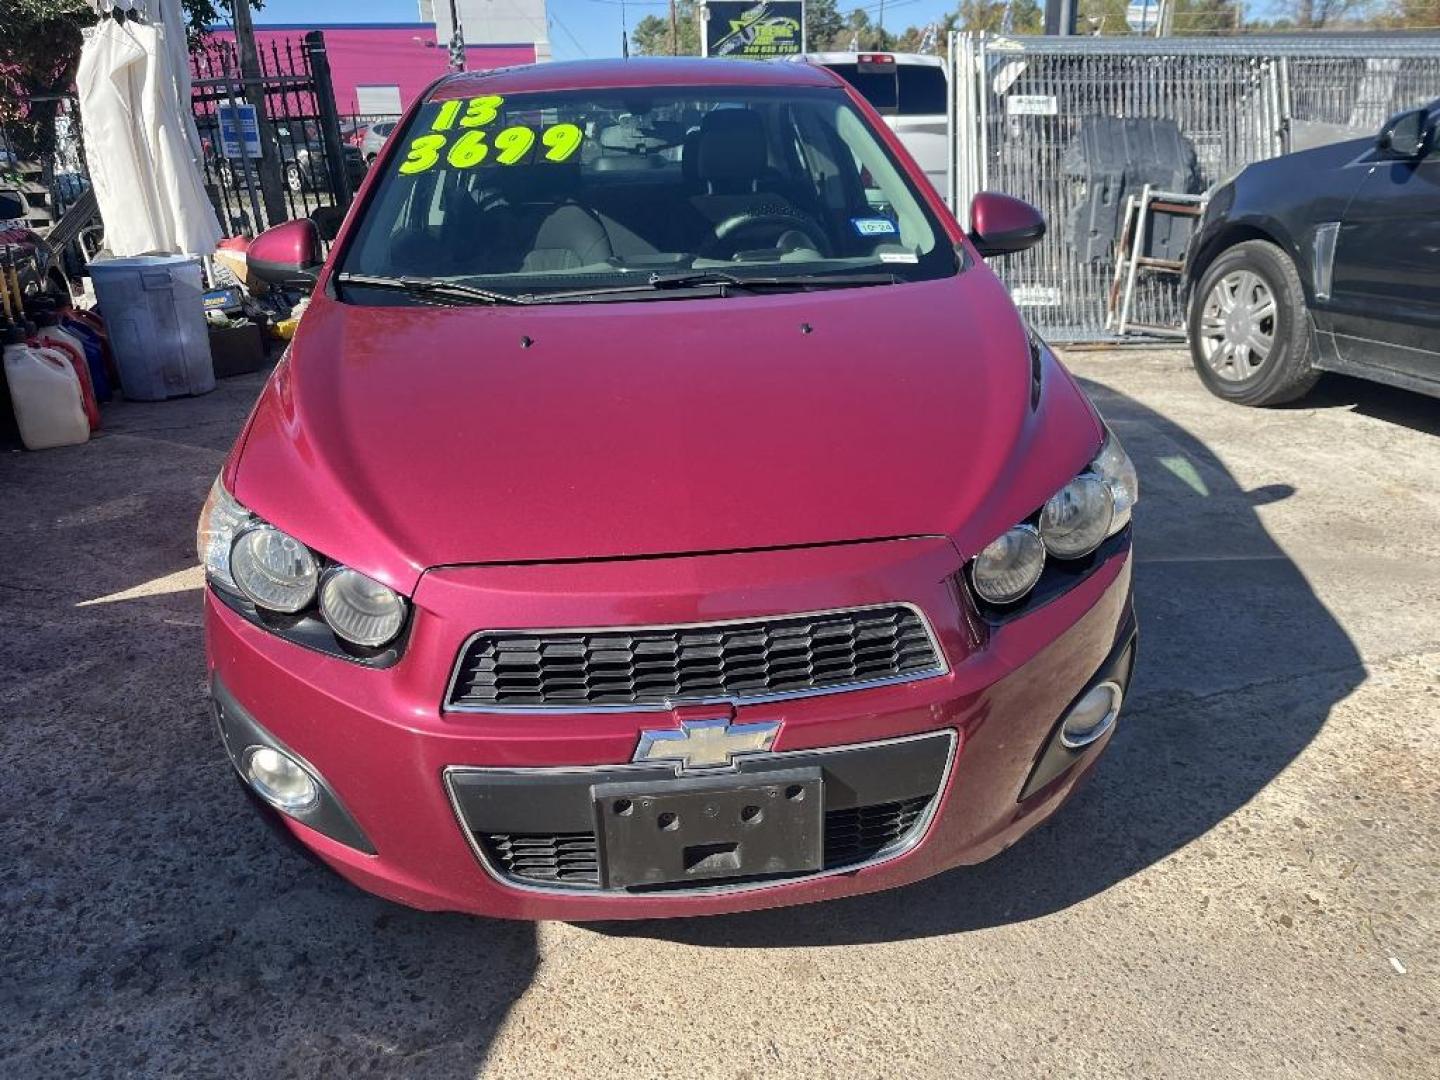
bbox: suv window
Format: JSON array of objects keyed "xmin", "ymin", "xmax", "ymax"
[
  {"xmin": 897, "ymin": 66, "xmax": 947, "ymax": 116},
  {"xmin": 821, "ymin": 64, "xmax": 896, "ymax": 113},
  {"xmin": 821, "ymin": 63, "xmax": 947, "ymax": 117}
]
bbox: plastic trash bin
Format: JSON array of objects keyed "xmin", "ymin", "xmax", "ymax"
[{"xmin": 89, "ymin": 254, "xmax": 216, "ymax": 400}]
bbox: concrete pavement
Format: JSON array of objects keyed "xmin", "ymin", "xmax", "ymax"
[{"xmin": 0, "ymin": 348, "xmax": 1435, "ymax": 1078}]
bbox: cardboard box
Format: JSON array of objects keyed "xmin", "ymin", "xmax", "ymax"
[{"xmin": 208, "ymin": 321, "xmax": 267, "ymax": 379}]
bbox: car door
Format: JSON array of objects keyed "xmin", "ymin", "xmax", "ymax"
[{"xmin": 1326, "ymin": 101, "xmax": 1440, "ymax": 389}]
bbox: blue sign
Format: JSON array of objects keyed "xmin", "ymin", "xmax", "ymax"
[{"xmin": 217, "ymin": 104, "xmax": 262, "ymax": 159}]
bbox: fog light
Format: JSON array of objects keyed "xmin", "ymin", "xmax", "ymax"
[
  {"xmin": 243, "ymin": 745, "xmax": 319, "ymax": 811},
  {"xmin": 1059, "ymin": 681, "xmax": 1122, "ymax": 749}
]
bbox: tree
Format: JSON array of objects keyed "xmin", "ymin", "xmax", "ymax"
[
  {"xmin": 806, "ymin": 0, "xmax": 846, "ymax": 48},
  {"xmin": 1382, "ymin": 0, "xmax": 1440, "ymax": 25},
  {"xmin": 0, "ymin": 0, "xmax": 225, "ymax": 167},
  {"xmin": 1285, "ymin": 0, "xmax": 1377, "ymax": 26},
  {"xmin": 631, "ymin": 0, "xmax": 701, "ymax": 56}
]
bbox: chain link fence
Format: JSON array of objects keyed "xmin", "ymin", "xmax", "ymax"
[{"xmin": 949, "ymin": 34, "xmax": 1440, "ymax": 341}]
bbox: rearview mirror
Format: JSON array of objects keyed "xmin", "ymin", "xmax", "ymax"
[
  {"xmin": 968, "ymin": 192, "xmax": 1046, "ymax": 258},
  {"xmin": 247, "ymin": 218, "xmax": 322, "ymax": 288},
  {"xmin": 1378, "ymin": 107, "xmax": 1431, "ymax": 159}
]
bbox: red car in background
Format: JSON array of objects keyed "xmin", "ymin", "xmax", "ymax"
[{"xmin": 201, "ymin": 58, "xmax": 1138, "ymax": 920}]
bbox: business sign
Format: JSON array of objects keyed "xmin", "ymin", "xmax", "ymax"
[
  {"xmin": 703, "ymin": 1, "xmax": 804, "ymax": 59},
  {"xmin": 217, "ymin": 103, "xmax": 262, "ymax": 159},
  {"xmin": 1006, "ymin": 94, "xmax": 1059, "ymax": 117}
]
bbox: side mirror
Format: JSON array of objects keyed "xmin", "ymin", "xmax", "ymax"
[
  {"xmin": 968, "ymin": 192, "xmax": 1046, "ymax": 257},
  {"xmin": 247, "ymin": 218, "xmax": 322, "ymax": 288},
  {"xmin": 1378, "ymin": 107, "xmax": 1431, "ymax": 159},
  {"xmin": 0, "ymin": 191, "xmax": 25, "ymax": 221}
]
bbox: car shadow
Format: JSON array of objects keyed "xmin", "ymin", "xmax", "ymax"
[
  {"xmin": 588, "ymin": 377, "xmax": 1365, "ymax": 948},
  {"xmin": 0, "ymin": 377, "xmax": 536, "ymax": 1077},
  {"xmin": 1296, "ymin": 373, "xmax": 1440, "ymax": 437}
]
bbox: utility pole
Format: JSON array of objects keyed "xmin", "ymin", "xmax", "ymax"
[
  {"xmin": 670, "ymin": 0, "xmax": 679, "ymax": 55},
  {"xmin": 229, "ymin": 0, "xmax": 286, "ymax": 228},
  {"xmin": 1044, "ymin": 0, "xmax": 1078, "ymax": 35},
  {"xmin": 447, "ymin": 0, "xmax": 466, "ymax": 71}
]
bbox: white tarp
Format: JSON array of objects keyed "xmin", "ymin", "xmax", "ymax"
[{"xmin": 76, "ymin": 1, "xmax": 222, "ymax": 256}]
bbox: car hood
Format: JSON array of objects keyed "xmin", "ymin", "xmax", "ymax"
[{"xmin": 232, "ymin": 271, "xmax": 1101, "ymax": 593}]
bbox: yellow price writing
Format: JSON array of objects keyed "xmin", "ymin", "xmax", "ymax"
[
  {"xmin": 541, "ymin": 124, "xmax": 583, "ymax": 162},
  {"xmin": 396, "ymin": 120, "xmax": 584, "ymax": 175},
  {"xmin": 397, "ymin": 133, "xmax": 447, "ymax": 175}
]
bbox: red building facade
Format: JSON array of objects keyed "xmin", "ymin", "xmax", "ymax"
[{"xmin": 207, "ymin": 23, "xmax": 537, "ymax": 117}]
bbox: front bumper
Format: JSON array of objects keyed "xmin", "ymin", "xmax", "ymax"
[{"xmin": 206, "ymin": 535, "xmax": 1134, "ymax": 920}]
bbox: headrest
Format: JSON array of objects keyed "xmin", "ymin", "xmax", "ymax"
[{"xmin": 694, "ymin": 109, "xmax": 766, "ymax": 186}]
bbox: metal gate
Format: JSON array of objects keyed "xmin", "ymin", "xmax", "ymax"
[
  {"xmin": 949, "ymin": 34, "xmax": 1440, "ymax": 341},
  {"xmin": 190, "ymin": 31, "xmax": 359, "ymax": 236}
]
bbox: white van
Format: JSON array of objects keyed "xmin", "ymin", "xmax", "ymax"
[{"xmin": 785, "ymin": 52, "xmax": 949, "ymax": 198}]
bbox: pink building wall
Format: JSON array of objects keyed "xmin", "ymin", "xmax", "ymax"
[{"xmin": 207, "ymin": 24, "xmax": 536, "ymax": 117}]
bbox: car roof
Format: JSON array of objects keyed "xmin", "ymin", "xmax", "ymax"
[
  {"xmin": 427, "ymin": 57, "xmax": 840, "ymax": 101},
  {"xmin": 786, "ymin": 51, "xmax": 945, "ymax": 69}
]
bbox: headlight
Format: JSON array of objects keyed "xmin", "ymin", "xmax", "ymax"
[
  {"xmin": 1039, "ymin": 475, "xmax": 1114, "ymax": 558},
  {"xmin": 197, "ymin": 474, "xmax": 410, "ymax": 657},
  {"xmin": 971, "ymin": 525, "xmax": 1045, "ymax": 605},
  {"xmin": 967, "ymin": 425, "xmax": 1137, "ymax": 612},
  {"xmin": 1090, "ymin": 428, "xmax": 1138, "ymax": 534},
  {"xmin": 319, "ymin": 568, "xmax": 406, "ymax": 647},
  {"xmin": 231, "ymin": 524, "xmax": 320, "ymax": 613},
  {"xmin": 197, "ymin": 477, "xmax": 252, "ymax": 593}
]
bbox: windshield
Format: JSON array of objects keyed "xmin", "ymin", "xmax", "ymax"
[{"xmin": 339, "ymin": 84, "xmax": 953, "ymax": 302}]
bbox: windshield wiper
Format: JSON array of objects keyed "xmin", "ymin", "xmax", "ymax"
[
  {"xmin": 522, "ymin": 269, "xmax": 898, "ymax": 303},
  {"xmin": 646, "ymin": 270, "xmax": 898, "ymax": 291},
  {"xmin": 337, "ymin": 272, "xmax": 527, "ymax": 306}
]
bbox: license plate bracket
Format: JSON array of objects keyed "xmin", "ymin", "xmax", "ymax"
[{"xmin": 593, "ymin": 767, "xmax": 823, "ymax": 889}]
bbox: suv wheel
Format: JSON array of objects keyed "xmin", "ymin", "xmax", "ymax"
[
  {"xmin": 1188, "ymin": 239, "xmax": 1319, "ymax": 407},
  {"xmin": 285, "ymin": 164, "xmax": 303, "ymax": 193}
]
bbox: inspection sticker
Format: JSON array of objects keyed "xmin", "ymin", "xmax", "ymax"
[
  {"xmin": 879, "ymin": 251, "xmax": 919, "ymax": 264},
  {"xmin": 851, "ymin": 217, "xmax": 898, "ymax": 237}
]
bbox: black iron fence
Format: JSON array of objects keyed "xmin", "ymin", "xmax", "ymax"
[{"xmin": 190, "ymin": 30, "xmax": 360, "ymax": 236}]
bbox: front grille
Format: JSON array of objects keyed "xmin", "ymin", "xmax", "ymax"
[
  {"xmin": 447, "ymin": 605, "xmax": 942, "ymax": 710},
  {"xmin": 822, "ymin": 796, "xmax": 930, "ymax": 868},
  {"xmin": 484, "ymin": 832, "xmax": 600, "ymax": 886},
  {"xmin": 478, "ymin": 795, "xmax": 932, "ymax": 889}
]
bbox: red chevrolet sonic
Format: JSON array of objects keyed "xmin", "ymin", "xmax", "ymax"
[{"xmin": 201, "ymin": 58, "xmax": 1138, "ymax": 920}]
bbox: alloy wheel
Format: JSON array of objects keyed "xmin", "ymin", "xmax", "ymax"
[{"xmin": 1198, "ymin": 270, "xmax": 1277, "ymax": 382}]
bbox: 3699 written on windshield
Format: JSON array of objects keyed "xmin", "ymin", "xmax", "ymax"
[{"xmin": 397, "ymin": 95, "xmax": 584, "ymax": 175}]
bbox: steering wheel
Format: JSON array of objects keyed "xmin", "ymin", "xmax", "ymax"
[{"xmin": 700, "ymin": 213, "xmax": 831, "ymax": 260}]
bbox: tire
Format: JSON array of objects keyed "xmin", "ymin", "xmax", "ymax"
[
  {"xmin": 1187, "ymin": 239, "xmax": 1320, "ymax": 407},
  {"xmin": 285, "ymin": 164, "xmax": 303, "ymax": 193}
]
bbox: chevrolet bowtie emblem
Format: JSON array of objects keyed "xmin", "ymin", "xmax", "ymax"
[{"xmin": 633, "ymin": 718, "xmax": 781, "ymax": 772}]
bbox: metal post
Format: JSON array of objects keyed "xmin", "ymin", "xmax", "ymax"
[
  {"xmin": 946, "ymin": 30, "xmax": 957, "ymax": 213},
  {"xmin": 670, "ymin": 0, "xmax": 679, "ymax": 55},
  {"xmin": 1118, "ymin": 184, "xmax": 1152, "ymax": 335},
  {"xmin": 230, "ymin": 0, "xmax": 287, "ymax": 227},
  {"xmin": 447, "ymin": 0, "xmax": 466, "ymax": 72},
  {"xmin": 1045, "ymin": 0, "xmax": 1076, "ymax": 35},
  {"xmin": 304, "ymin": 31, "xmax": 352, "ymax": 206}
]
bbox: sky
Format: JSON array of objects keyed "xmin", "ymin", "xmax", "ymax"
[{"xmin": 248, "ymin": 0, "xmax": 966, "ymax": 63}]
